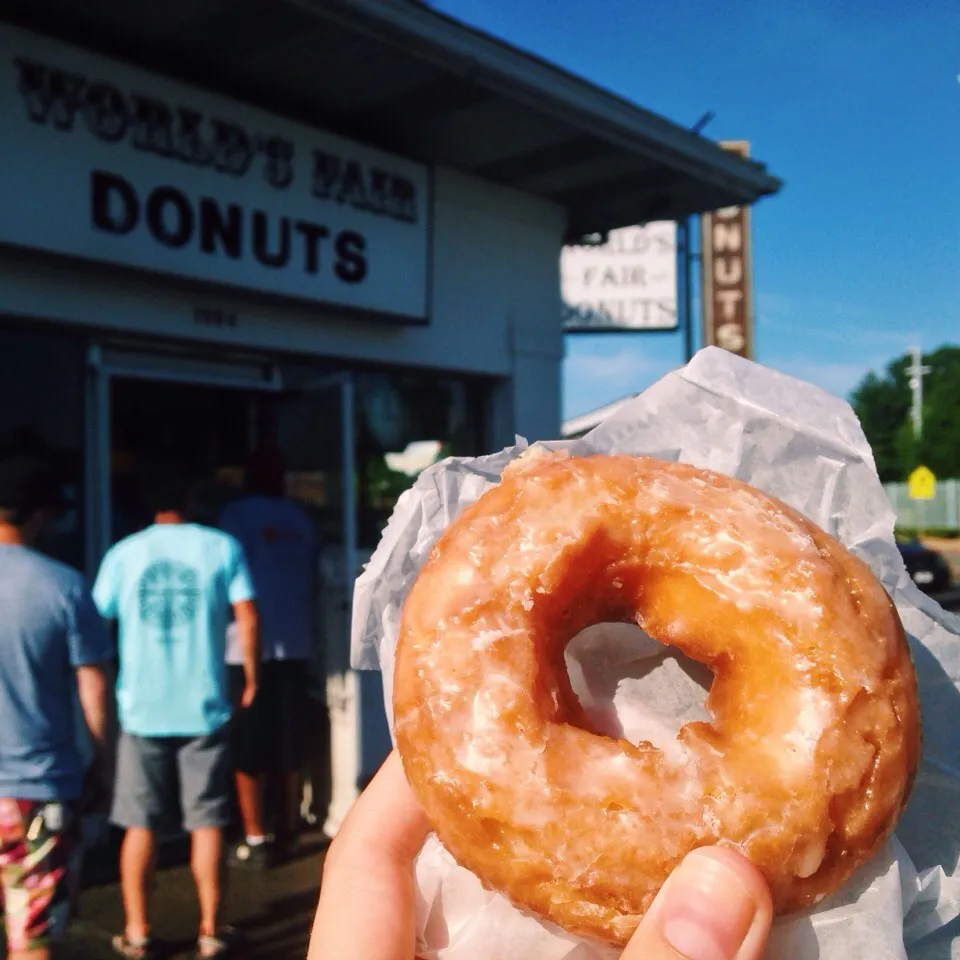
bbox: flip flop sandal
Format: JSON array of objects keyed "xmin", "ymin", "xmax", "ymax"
[
  {"xmin": 112, "ymin": 933, "xmax": 155, "ymax": 959},
  {"xmin": 196, "ymin": 930, "xmax": 235, "ymax": 959}
]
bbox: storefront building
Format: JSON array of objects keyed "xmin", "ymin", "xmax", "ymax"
[{"xmin": 0, "ymin": 1, "xmax": 781, "ymax": 833}]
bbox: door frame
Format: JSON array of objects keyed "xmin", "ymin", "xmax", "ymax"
[
  {"xmin": 279, "ymin": 371, "xmax": 361, "ymax": 834},
  {"xmin": 85, "ymin": 343, "xmax": 287, "ymax": 572},
  {"xmin": 85, "ymin": 346, "xmax": 358, "ymax": 594},
  {"xmin": 293, "ymin": 372, "xmax": 357, "ymax": 625},
  {"xmin": 84, "ymin": 342, "xmax": 361, "ymax": 832}
]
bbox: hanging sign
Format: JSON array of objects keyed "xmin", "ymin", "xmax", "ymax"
[
  {"xmin": 700, "ymin": 141, "xmax": 754, "ymax": 358},
  {"xmin": 0, "ymin": 24, "xmax": 430, "ymax": 322},
  {"xmin": 561, "ymin": 222, "xmax": 678, "ymax": 332}
]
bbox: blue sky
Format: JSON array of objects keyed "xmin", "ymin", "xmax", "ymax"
[{"xmin": 432, "ymin": 0, "xmax": 960, "ymax": 420}]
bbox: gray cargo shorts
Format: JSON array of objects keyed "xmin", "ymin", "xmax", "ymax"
[{"xmin": 111, "ymin": 724, "xmax": 232, "ymax": 833}]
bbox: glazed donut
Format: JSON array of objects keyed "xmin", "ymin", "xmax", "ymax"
[{"xmin": 393, "ymin": 452, "xmax": 920, "ymax": 946}]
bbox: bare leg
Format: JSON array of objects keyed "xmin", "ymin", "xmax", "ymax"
[
  {"xmin": 190, "ymin": 827, "xmax": 223, "ymax": 939},
  {"xmin": 119, "ymin": 828, "xmax": 157, "ymax": 942},
  {"xmin": 9, "ymin": 947, "xmax": 51, "ymax": 960},
  {"xmin": 233, "ymin": 772, "xmax": 265, "ymax": 839}
]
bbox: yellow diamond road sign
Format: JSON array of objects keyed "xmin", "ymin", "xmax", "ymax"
[{"xmin": 908, "ymin": 465, "xmax": 936, "ymax": 501}]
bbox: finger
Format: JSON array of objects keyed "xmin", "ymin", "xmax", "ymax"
[
  {"xmin": 622, "ymin": 847, "xmax": 773, "ymax": 960},
  {"xmin": 333, "ymin": 749, "xmax": 432, "ymax": 863},
  {"xmin": 308, "ymin": 750, "xmax": 432, "ymax": 960}
]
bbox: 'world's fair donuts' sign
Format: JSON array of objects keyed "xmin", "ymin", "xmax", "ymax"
[
  {"xmin": 561, "ymin": 222, "xmax": 677, "ymax": 332},
  {"xmin": 0, "ymin": 23, "xmax": 430, "ymax": 323}
]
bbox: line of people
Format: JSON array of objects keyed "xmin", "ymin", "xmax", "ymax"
[{"xmin": 0, "ymin": 448, "xmax": 320, "ymax": 960}]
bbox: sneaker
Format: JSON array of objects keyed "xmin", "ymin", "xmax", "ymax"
[{"xmin": 229, "ymin": 840, "xmax": 274, "ymax": 870}]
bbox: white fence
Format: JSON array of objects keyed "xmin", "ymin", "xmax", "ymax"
[{"xmin": 884, "ymin": 479, "xmax": 960, "ymax": 531}]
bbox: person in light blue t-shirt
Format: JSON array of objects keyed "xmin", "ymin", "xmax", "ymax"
[{"xmin": 93, "ymin": 459, "xmax": 259, "ymax": 960}]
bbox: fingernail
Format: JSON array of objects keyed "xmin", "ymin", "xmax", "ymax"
[{"xmin": 659, "ymin": 850, "xmax": 759, "ymax": 960}]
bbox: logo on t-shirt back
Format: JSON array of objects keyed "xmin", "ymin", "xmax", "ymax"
[{"xmin": 138, "ymin": 561, "xmax": 200, "ymax": 641}]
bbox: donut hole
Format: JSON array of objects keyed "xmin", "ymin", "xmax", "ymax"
[{"xmin": 564, "ymin": 622, "xmax": 713, "ymax": 748}]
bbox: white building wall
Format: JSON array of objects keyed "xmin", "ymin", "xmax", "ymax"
[{"xmin": 0, "ymin": 167, "xmax": 566, "ymax": 441}]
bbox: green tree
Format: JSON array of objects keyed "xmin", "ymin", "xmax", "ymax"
[{"xmin": 850, "ymin": 345, "xmax": 960, "ymax": 482}]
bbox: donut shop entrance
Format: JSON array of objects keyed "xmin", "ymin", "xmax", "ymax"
[{"xmin": 87, "ymin": 343, "xmax": 356, "ymax": 834}]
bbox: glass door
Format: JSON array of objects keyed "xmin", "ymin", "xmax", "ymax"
[{"xmin": 261, "ymin": 368, "xmax": 359, "ymax": 836}]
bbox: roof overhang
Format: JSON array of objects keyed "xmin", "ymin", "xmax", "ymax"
[
  {"xmin": 3, "ymin": 0, "xmax": 782, "ymax": 238},
  {"xmin": 562, "ymin": 394, "xmax": 640, "ymax": 439}
]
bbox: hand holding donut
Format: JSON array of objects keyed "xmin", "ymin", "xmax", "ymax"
[
  {"xmin": 313, "ymin": 452, "xmax": 919, "ymax": 957},
  {"xmin": 307, "ymin": 750, "xmax": 773, "ymax": 960}
]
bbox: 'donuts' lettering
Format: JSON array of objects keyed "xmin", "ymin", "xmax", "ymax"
[{"xmin": 90, "ymin": 170, "xmax": 369, "ymax": 283}]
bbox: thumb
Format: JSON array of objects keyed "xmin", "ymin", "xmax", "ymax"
[{"xmin": 622, "ymin": 847, "xmax": 773, "ymax": 960}]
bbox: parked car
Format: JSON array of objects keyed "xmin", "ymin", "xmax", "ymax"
[{"xmin": 897, "ymin": 538, "xmax": 953, "ymax": 594}]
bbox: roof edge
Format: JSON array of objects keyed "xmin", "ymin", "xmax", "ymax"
[
  {"xmin": 562, "ymin": 393, "xmax": 640, "ymax": 437},
  {"xmin": 294, "ymin": 0, "xmax": 783, "ymax": 202}
]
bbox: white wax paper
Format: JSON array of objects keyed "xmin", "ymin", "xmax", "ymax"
[{"xmin": 351, "ymin": 347, "xmax": 960, "ymax": 959}]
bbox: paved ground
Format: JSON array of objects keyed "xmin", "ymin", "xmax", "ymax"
[{"xmin": 63, "ymin": 831, "xmax": 328, "ymax": 959}]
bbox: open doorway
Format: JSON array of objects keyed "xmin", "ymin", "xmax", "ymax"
[
  {"xmin": 102, "ymin": 369, "xmax": 347, "ymax": 839},
  {"xmin": 109, "ymin": 378, "xmax": 252, "ymax": 544}
]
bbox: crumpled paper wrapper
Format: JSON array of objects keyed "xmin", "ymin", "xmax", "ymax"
[{"xmin": 351, "ymin": 347, "xmax": 960, "ymax": 959}]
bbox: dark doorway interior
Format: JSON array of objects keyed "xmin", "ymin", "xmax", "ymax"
[
  {"xmin": 109, "ymin": 378, "xmax": 251, "ymax": 543},
  {"xmin": 108, "ymin": 374, "xmax": 335, "ymax": 839}
]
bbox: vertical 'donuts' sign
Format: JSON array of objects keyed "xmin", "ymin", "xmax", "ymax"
[{"xmin": 701, "ymin": 141, "xmax": 754, "ymax": 359}]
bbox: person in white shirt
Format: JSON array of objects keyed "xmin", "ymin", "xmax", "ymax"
[{"xmin": 219, "ymin": 448, "xmax": 318, "ymax": 869}]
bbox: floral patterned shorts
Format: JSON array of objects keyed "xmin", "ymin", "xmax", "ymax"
[{"xmin": 0, "ymin": 797, "xmax": 80, "ymax": 951}]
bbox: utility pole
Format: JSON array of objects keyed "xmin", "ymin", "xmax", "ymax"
[
  {"xmin": 681, "ymin": 111, "xmax": 715, "ymax": 363},
  {"xmin": 679, "ymin": 218, "xmax": 695, "ymax": 362},
  {"xmin": 907, "ymin": 345, "xmax": 931, "ymax": 438}
]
